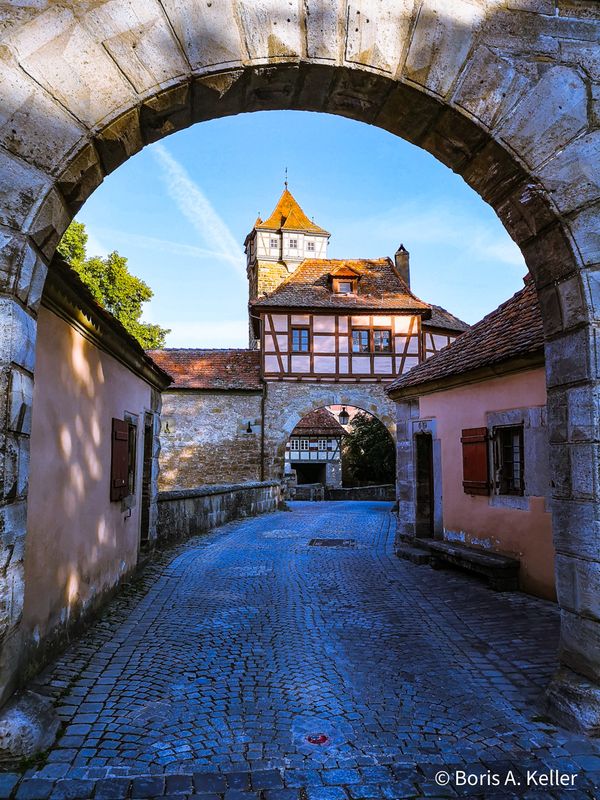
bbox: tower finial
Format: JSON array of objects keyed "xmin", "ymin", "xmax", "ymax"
[{"xmin": 284, "ymin": 166, "xmax": 288, "ymax": 190}]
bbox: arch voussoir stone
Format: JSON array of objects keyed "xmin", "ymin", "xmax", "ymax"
[{"xmin": 0, "ymin": 0, "xmax": 597, "ymax": 732}]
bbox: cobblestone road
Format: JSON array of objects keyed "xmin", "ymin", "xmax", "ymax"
[{"xmin": 6, "ymin": 502, "xmax": 600, "ymax": 799}]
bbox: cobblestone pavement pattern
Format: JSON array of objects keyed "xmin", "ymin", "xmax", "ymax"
[{"xmin": 5, "ymin": 502, "xmax": 600, "ymax": 798}]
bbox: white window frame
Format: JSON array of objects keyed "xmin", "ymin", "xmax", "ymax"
[
  {"xmin": 306, "ymin": 240, "xmax": 315, "ymax": 252},
  {"xmin": 270, "ymin": 238, "xmax": 278, "ymax": 249},
  {"xmin": 289, "ymin": 238, "xmax": 298, "ymax": 249},
  {"xmin": 300, "ymin": 439, "xmax": 309, "ymax": 451},
  {"xmin": 290, "ymin": 439, "xmax": 299, "ymax": 451},
  {"xmin": 318, "ymin": 439, "xmax": 327, "ymax": 451}
]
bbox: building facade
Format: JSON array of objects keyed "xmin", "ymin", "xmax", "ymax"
[
  {"xmin": 23, "ymin": 257, "xmax": 171, "ymax": 672},
  {"xmin": 153, "ymin": 188, "xmax": 468, "ymax": 490},
  {"xmin": 388, "ymin": 277, "xmax": 554, "ymax": 600}
]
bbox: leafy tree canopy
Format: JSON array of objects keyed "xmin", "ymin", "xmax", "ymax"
[
  {"xmin": 342, "ymin": 411, "xmax": 395, "ymax": 486},
  {"xmin": 57, "ymin": 222, "xmax": 170, "ymax": 349}
]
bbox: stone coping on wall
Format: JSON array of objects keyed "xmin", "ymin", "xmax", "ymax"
[{"xmin": 158, "ymin": 481, "xmax": 281, "ymax": 502}]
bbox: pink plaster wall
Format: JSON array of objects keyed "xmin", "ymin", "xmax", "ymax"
[
  {"xmin": 23, "ymin": 307, "xmax": 153, "ymax": 644},
  {"xmin": 419, "ymin": 368, "xmax": 555, "ymax": 601}
]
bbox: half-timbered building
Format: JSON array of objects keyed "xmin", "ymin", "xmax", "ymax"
[
  {"xmin": 246, "ymin": 189, "xmax": 467, "ymax": 384},
  {"xmin": 154, "ymin": 187, "xmax": 469, "ymax": 489}
]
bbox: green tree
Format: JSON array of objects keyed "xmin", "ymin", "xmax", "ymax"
[
  {"xmin": 342, "ymin": 411, "xmax": 396, "ymax": 486},
  {"xmin": 57, "ymin": 222, "xmax": 170, "ymax": 349}
]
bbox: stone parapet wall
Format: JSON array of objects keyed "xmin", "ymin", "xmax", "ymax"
[
  {"xmin": 157, "ymin": 481, "xmax": 281, "ymax": 544},
  {"xmin": 325, "ymin": 485, "xmax": 396, "ymax": 502}
]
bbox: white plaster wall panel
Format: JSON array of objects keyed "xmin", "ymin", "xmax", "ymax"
[
  {"xmin": 338, "ymin": 317, "xmax": 348, "ymax": 333},
  {"xmin": 536, "ymin": 132, "xmax": 600, "ymax": 216},
  {"xmin": 433, "ymin": 334, "xmax": 449, "ymax": 348},
  {"xmin": 401, "ymin": 356, "xmax": 419, "ymax": 371},
  {"xmin": 374, "ymin": 356, "xmax": 393, "ymax": 373},
  {"xmin": 394, "ymin": 316, "xmax": 413, "ymax": 333},
  {"xmin": 314, "ymin": 356, "xmax": 335, "ymax": 372},
  {"xmin": 498, "ymin": 66, "xmax": 588, "ymax": 170},
  {"xmin": 339, "ymin": 356, "xmax": 349, "ymax": 372},
  {"xmin": 265, "ymin": 355, "xmax": 280, "ymax": 372},
  {"xmin": 79, "ymin": 0, "xmax": 189, "ymax": 95},
  {"xmin": 314, "ymin": 335, "xmax": 336, "ymax": 353},
  {"xmin": 404, "ymin": 0, "xmax": 486, "ymax": 98},
  {"xmin": 280, "ymin": 355, "xmax": 289, "ymax": 371},
  {"xmin": 452, "ymin": 45, "xmax": 538, "ymax": 129},
  {"xmin": 351, "ymin": 357, "xmax": 371, "ymax": 373},
  {"xmin": 6, "ymin": 7, "xmax": 136, "ymax": 128},
  {"xmin": 291, "ymin": 314, "xmax": 310, "ymax": 325},
  {"xmin": 372, "ymin": 315, "xmax": 392, "ymax": 326},
  {"xmin": 345, "ymin": 0, "xmax": 415, "ymax": 75},
  {"xmin": 237, "ymin": 0, "xmax": 303, "ymax": 62},
  {"xmin": 271, "ymin": 314, "xmax": 288, "ymax": 331},
  {"xmin": 352, "ymin": 315, "xmax": 370, "ymax": 326},
  {"xmin": 276, "ymin": 335, "xmax": 288, "ymax": 351},
  {"xmin": 313, "ymin": 316, "xmax": 335, "ymax": 332},
  {"xmin": 264, "ymin": 335, "xmax": 276, "ymax": 351},
  {"xmin": 0, "ymin": 49, "xmax": 85, "ymax": 173},
  {"xmin": 291, "ymin": 355, "xmax": 310, "ymax": 371},
  {"xmin": 305, "ymin": 0, "xmax": 343, "ymax": 61},
  {"xmin": 339, "ymin": 338, "xmax": 349, "ymax": 353},
  {"xmin": 159, "ymin": 0, "xmax": 245, "ymax": 69}
]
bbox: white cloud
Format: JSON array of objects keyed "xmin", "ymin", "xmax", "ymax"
[
  {"xmin": 163, "ymin": 318, "xmax": 249, "ymax": 348},
  {"xmin": 152, "ymin": 144, "xmax": 246, "ymax": 276},
  {"xmin": 93, "ymin": 228, "xmax": 223, "ymax": 262}
]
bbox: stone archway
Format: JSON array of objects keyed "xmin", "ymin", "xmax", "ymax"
[
  {"xmin": 263, "ymin": 381, "xmax": 397, "ymax": 479},
  {"xmin": 0, "ymin": 1, "xmax": 598, "ymax": 730}
]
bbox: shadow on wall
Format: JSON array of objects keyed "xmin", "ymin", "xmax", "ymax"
[{"xmin": 21, "ymin": 309, "xmax": 149, "ymax": 676}]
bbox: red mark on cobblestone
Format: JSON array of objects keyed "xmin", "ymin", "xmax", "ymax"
[{"xmin": 306, "ymin": 733, "xmax": 329, "ymax": 745}]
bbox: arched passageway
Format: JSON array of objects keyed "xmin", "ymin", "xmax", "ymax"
[{"xmin": 0, "ymin": 1, "xmax": 598, "ymax": 731}]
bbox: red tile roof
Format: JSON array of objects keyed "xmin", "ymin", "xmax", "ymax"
[
  {"xmin": 251, "ymin": 258, "xmax": 432, "ymax": 312},
  {"xmin": 147, "ymin": 349, "xmax": 262, "ymax": 391},
  {"xmin": 292, "ymin": 408, "xmax": 347, "ymax": 437},
  {"xmin": 387, "ymin": 278, "xmax": 544, "ymax": 395},
  {"xmin": 257, "ymin": 189, "xmax": 329, "ymax": 235}
]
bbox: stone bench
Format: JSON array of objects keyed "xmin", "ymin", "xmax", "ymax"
[{"xmin": 427, "ymin": 540, "xmax": 520, "ymax": 592}]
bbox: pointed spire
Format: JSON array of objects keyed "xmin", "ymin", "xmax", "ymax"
[{"xmin": 284, "ymin": 166, "xmax": 288, "ymax": 190}]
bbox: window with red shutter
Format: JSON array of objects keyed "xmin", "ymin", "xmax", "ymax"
[
  {"xmin": 461, "ymin": 427, "xmax": 490, "ymax": 496},
  {"xmin": 111, "ymin": 418, "xmax": 130, "ymax": 502}
]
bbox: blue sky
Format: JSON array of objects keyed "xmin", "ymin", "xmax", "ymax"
[{"xmin": 77, "ymin": 111, "xmax": 526, "ymax": 348}]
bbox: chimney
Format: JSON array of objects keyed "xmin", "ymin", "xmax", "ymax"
[{"xmin": 395, "ymin": 244, "xmax": 410, "ymax": 287}]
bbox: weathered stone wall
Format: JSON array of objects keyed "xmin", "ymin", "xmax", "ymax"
[
  {"xmin": 159, "ymin": 391, "xmax": 263, "ymax": 490},
  {"xmin": 157, "ymin": 481, "xmax": 281, "ymax": 543},
  {"xmin": 0, "ymin": 0, "xmax": 597, "ymax": 729},
  {"xmin": 325, "ymin": 485, "xmax": 396, "ymax": 501}
]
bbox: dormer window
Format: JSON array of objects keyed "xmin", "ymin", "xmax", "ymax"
[{"xmin": 333, "ymin": 278, "xmax": 357, "ymax": 295}]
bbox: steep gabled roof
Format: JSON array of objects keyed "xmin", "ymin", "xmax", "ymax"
[
  {"xmin": 251, "ymin": 258, "xmax": 431, "ymax": 313},
  {"xmin": 387, "ymin": 277, "xmax": 544, "ymax": 397},
  {"xmin": 257, "ymin": 189, "xmax": 330, "ymax": 235},
  {"xmin": 292, "ymin": 408, "xmax": 347, "ymax": 437},
  {"xmin": 147, "ymin": 349, "xmax": 262, "ymax": 391}
]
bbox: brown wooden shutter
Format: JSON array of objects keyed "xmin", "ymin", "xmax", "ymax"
[
  {"xmin": 461, "ymin": 427, "xmax": 490, "ymax": 496},
  {"xmin": 111, "ymin": 418, "xmax": 129, "ymax": 502}
]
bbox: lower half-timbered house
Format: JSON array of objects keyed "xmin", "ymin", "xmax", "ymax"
[{"xmin": 284, "ymin": 407, "xmax": 346, "ymax": 487}]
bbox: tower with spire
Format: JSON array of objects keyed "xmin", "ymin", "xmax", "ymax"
[{"xmin": 244, "ymin": 186, "xmax": 330, "ymax": 304}]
